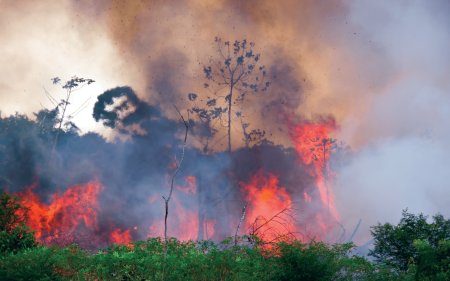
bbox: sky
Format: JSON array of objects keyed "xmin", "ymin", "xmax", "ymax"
[{"xmin": 1, "ymin": 0, "xmax": 450, "ymax": 246}]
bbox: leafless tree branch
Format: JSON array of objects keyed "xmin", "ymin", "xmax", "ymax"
[{"xmin": 163, "ymin": 106, "xmax": 189, "ymax": 260}]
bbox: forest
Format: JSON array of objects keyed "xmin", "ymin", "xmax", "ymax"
[{"xmin": 1, "ymin": 73, "xmax": 450, "ymax": 279}]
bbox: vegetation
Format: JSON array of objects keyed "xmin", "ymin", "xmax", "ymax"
[
  {"xmin": 0, "ymin": 191, "xmax": 40, "ymax": 255},
  {"xmin": 1, "ymin": 87, "xmax": 449, "ymax": 280},
  {"xmin": 369, "ymin": 209, "xmax": 450, "ymax": 279},
  {"xmin": 4, "ymin": 189, "xmax": 450, "ymax": 280},
  {"xmin": 194, "ymin": 38, "xmax": 270, "ymax": 153}
]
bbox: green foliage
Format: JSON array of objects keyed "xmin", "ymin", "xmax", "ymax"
[
  {"xmin": 271, "ymin": 240, "xmax": 335, "ymax": 281},
  {"xmin": 397, "ymin": 239, "xmax": 450, "ymax": 281},
  {"xmin": 0, "ymin": 223, "xmax": 40, "ymax": 255},
  {"xmin": 0, "ymin": 191, "xmax": 40, "ymax": 255},
  {"xmin": 0, "ymin": 246, "xmax": 63, "ymax": 280},
  {"xmin": 0, "ymin": 235, "xmax": 403, "ymax": 280},
  {"xmin": 0, "ymin": 191, "xmax": 29, "ymax": 232},
  {"xmin": 4, "ymin": 203, "xmax": 441, "ymax": 280},
  {"xmin": 369, "ymin": 209, "xmax": 450, "ymax": 272}
]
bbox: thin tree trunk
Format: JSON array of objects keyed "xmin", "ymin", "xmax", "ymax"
[
  {"xmin": 163, "ymin": 107, "xmax": 189, "ymax": 260},
  {"xmin": 50, "ymin": 90, "xmax": 71, "ymax": 160},
  {"xmin": 235, "ymin": 199, "xmax": 249, "ymax": 245}
]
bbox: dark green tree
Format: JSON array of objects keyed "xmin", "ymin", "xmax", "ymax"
[{"xmin": 369, "ymin": 209, "xmax": 450, "ymax": 272}]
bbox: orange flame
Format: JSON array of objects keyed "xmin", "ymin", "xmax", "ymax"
[
  {"xmin": 15, "ymin": 178, "xmax": 133, "ymax": 247},
  {"xmin": 304, "ymin": 191, "xmax": 312, "ymax": 202},
  {"xmin": 175, "ymin": 175, "xmax": 196, "ymax": 195},
  {"xmin": 287, "ymin": 116, "xmax": 341, "ymax": 224},
  {"xmin": 110, "ymin": 228, "xmax": 132, "ymax": 245},
  {"xmin": 241, "ymin": 170, "xmax": 295, "ymax": 241},
  {"xmin": 17, "ymin": 179, "xmax": 104, "ymax": 239},
  {"xmin": 148, "ymin": 175, "xmax": 200, "ymax": 241}
]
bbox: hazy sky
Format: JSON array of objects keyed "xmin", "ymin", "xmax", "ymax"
[{"xmin": 2, "ymin": 0, "xmax": 450, "ymax": 245}]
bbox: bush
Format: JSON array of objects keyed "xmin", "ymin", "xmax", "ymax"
[
  {"xmin": 0, "ymin": 191, "xmax": 29, "ymax": 232},
  {"xmin": 272, "ymin": 239, "xmax": 335, "ymax": 281},
  {"xmin": 369, "ymin": 209, "xmax": 450, "ymax": 272},
  {"xmin": 0, "ymin": 223, "xmax": 40, "ymax": 254},
  {"xmin": 0, "ymin": 191, "xmax": 40, "ymax": 255}
]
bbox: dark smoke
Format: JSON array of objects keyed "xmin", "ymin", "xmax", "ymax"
[{"xmin": 1, "ymin": 85, "xmax": 332, "ymax": 248}]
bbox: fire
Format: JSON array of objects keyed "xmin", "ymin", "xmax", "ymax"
[
  {"xmin": 110, "ymin": 228, "xmax": 132, "ymax": 245},
  {"xmin": 148, "ymin": 175, "xmax": 200, "ymax": 241},
  {"xmin": 15, "ymin": 178, "xmax": 133, "ymax": 247},
  {"xmin": 241, "ymin": 170, "xmax": 296, "ymax": 241},
  {"xmin": 287, "ymin": 116, "xmax": 341, "ymax": 223},
  {"xmin": 17, "ymin": 179, "xmax": 104, "ymax": 239},
  {"xmin": 175, "ymin": 175, "xmax": 196, "ymax": 195},
  {"xmin": 304, "ymin": 191, "xmax": 311, "ymax": 202}
]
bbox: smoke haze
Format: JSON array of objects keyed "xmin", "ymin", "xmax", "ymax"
[{"xmin": 1, "ymin": 0, "xmax": 450, "ymax": 250}]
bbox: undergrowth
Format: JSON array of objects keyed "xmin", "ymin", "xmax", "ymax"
[
  {"xmin": 1, "ymin": 191, "xmax": 449, "ymax": 280},
  {"xmin": 0, "ymin": 235, "xmax": 403, "ymax": 281}
]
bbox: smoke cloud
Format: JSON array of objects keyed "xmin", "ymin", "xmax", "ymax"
[{"xmin": 1, "ymin": 0, "xmax": 450, "ymax": 251}]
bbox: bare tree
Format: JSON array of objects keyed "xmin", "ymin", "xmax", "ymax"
[
  {"xmin": 47, "ymin": 76, "xmax": 94, "ymax": 160},
  {"xmin": 163, "ymin": 106, "xmax": 189, "ymax": 260},
  {"xmin": 202, "ymin": 38, "xmax": 270, "ymax": 153},
  {"xmin": 235, "ymin": 199, "xmax": 250, "ymax": 245}
]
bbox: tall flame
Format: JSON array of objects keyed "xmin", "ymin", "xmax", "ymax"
[{"xmin": 287, "ymin": 116, "xmax": 341, "ymax": 224}]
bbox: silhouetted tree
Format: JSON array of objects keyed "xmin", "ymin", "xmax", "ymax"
[
  {"xmin": 48, "ymin": 76, "xmax": 94, "ymax": 159},
  {"xmin": 201, "ymin": 38, "xmax": 270, "ymax": 153}
]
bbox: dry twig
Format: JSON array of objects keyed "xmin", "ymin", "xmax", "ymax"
[{"xmin": 163, "ymin": 106, "xmax": 189, "ymax": 260}]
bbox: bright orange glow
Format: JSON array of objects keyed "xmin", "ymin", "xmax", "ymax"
[
  {"xmin": 148, "ymin": 175, "xmax": 199, "ymax": 241},
  {"xmin": 287, "ymin": 116, "xmax": 341, "ymax": 224},
  {"xmin": 241, "ymin": 170, "xmax": 295, "ymax": 241},
  {"xmin": 15, "ymin": 178, "xmax": 133, "ymax": 247},
  {"xmin": 17, "ymin": 179, "xmax": 104, "ymax": 239},
  {"xmin": 110, "ymin": 228, "xmax": 132, "ymax": 245}
]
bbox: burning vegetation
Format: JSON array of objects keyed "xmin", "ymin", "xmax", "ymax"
[{"xmin": 0, "ymin": 38, "xmax": 352, "ymax": 253}]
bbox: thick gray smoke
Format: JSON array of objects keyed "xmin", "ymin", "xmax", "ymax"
[{"xmin": 333, "ymin": 0, "xmax": 450, "ymax": 248}]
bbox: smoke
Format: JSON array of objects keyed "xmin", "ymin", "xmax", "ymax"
[
  {"xmin": 333, "ymin": 0, "xmax": 450, "ymax": 247},
  {"xmin": 1, "ymin": 0, "xmax": 450, "ymax": 250}
]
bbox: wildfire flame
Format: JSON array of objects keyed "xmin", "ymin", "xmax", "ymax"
[
  {"xmin": 241, "ymin": 170, "xmax": 296, "ymax": 242},
  {"xmin": 287, "ymin": 116, "xmax": 341, "ymax": 225},
  {"xmin": 15, "ymin": 178, "xmax": 132, "ymax": 248}
]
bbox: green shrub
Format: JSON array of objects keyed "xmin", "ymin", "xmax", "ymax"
[
  {"xmin": 0, "ymin": 191, "xmax": 29, "ymax": 232},
  {"xmin": 0, "ymin": 191, "xmax": 40, "ymax": 255},
  {"xmin": 0, "ymin": 223, "xmax": 40, "ymax": 254},
  {"xmin": 271, "ymin": 239, "xmax": 335, "ymax": 281},
  {"xmin": 369, "ymin": 209, "xmax": 450, "ymax": 272},
  {"xmin": 0, "ymin": 246, "xmax": 63, "ymax": 281}
]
